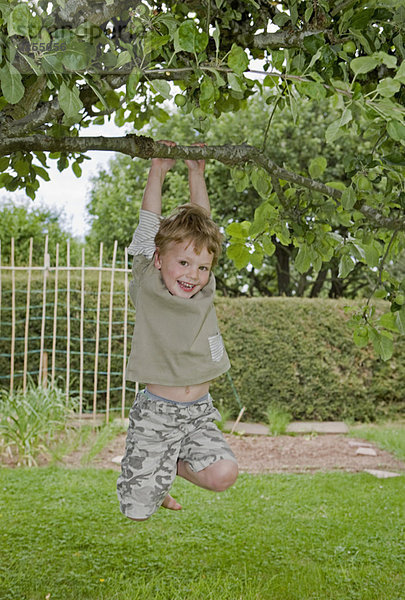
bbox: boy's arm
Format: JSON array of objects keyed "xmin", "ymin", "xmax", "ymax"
[
  {"xmin": 141, "ymin": 140, "xmax": 176, "ymax": 215},
  {"xmin": 185, "ymin": 143, "xmax": 210, "ymax": 214}
]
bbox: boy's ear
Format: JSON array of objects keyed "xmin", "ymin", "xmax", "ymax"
[{"xmin": 154, "ymin": 249, "xmax": 162, "ymax": 269}]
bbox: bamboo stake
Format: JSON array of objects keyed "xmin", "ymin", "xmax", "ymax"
[
  {"xmin": 23, "ymin": 238, "xmax": 33, "ymax": 392},
  {"xmin": 10, "ymin": 238, "xmax": 15, "ymax": 394},
  {"xmin": 121, "ymin": 247, "xmax": 129, "ymax": 419},
  {"xmin": 231, "ymin": 406, "xmax": 246, "ymax": 434},
  {"xmin": 39, "ymin": 235, "xmax": 49, "ymax": 387},
  {"xmin": 0, "ymin": 240, "xmax": 2, "ymax": 338},
  {"xmin": 106, "ymin": 240, "xmax": 118, "ymax": 424},
  {"xmin": 66, "ymin": 240, "xmax": 71, "ymax": 403},
  {"xmin": 42, "ymin": 352, "xmax": 48, "ymax": 388},
  {"xmin": 93, "ymin": 242, "xmax": 103, "ymax": 421},
  {"xmin": 79, "ymin": 246, "xmax": 85, "ymax": 416},
  {"xmin": 51, "ymin": 243, "xmax": 59, "ymax": 388}
]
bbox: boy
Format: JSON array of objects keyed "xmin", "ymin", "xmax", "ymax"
[{"xmin": 117, "ymin": 141, "xmax": 238, "ymax": 521}]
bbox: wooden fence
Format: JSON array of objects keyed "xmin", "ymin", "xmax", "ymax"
[{"xmin": 0, "ymin": 236, "xmax": 139, "ymax": 422}]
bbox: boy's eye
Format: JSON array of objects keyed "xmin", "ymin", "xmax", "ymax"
[
  {"xmin": 179, "ymin": 260, "xmax": 188, "ymax": 266},
  {"xmin": 199, "ymin": 266, "xmax": 208, "ymax": 271}
]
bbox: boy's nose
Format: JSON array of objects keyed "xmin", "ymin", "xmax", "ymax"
[{"xmin": 188, "ymin": 266, "xmax": 199, "ymax": 280}]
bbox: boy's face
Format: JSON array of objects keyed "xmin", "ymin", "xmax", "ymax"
[{"xmin": 154, "ymin": 239, "xmax": 213, "ymax": 298}]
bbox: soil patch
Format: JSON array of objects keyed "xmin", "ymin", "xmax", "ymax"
[
  {"xmin": 2, "ymin": 430, "xmax": 404, "ymax": 474},
  {"xmin": 91, "ymin": 432, "xmax": 405, "ymax": 474}
]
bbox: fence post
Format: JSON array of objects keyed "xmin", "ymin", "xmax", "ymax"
[
  {"xmin": 10, "ymin": 238, "xmax": 15, "ymax": 394},
  {"xmin": 66, "ymin": 240, "xmax": 71, "ymax": 403},
  {"xmin": 106, "ymin": 240, "xmax": 118, "ymax": 423},
  {"xmin": 23, "ymin": 238, "xmax": 33, "ymax": 392},
  {"xmin": 51, "ymin": 243, "xmax": 59, "ymax": 388},
  {"xmin": 93, "ymin": 242, "xmax": 103, "ymax": 421},
  {"xmin": 39, "ymin": 235, "xmax": 49, "ymax": 387},
  {"xmin": 79, "ymin": 246, "xmax": 85, "ymax": 416}
]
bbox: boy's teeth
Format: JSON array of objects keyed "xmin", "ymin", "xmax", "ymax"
[{"xmin": 180, "ymin": 281, "xmax": 194, "ymax": 289}]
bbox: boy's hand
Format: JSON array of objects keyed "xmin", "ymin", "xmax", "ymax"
[
  {"xmin": 185, "ymin": 142, "xmax": 206, "ymax": 174},
  {"xmin": 151, "ymin": 140, "xmax": 176, "ymax": 174}
]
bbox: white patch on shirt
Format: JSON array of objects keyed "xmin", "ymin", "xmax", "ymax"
[{"xmin": 208, "ymin": 333, "xmax": 225, "ymax": 362}]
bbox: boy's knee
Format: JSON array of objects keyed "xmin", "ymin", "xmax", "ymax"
[{"xmin": 211, "ymin": 460, "xmax": 238, "ymax": 492}]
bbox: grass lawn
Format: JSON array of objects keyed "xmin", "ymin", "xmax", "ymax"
[{"xmin": 1, "ymin": 467, "xmax": 404, "ymax": 600}]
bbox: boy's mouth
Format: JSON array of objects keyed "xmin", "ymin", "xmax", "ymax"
[{"xmin": 177, "ymin": 280, "xmax": 197, "ymax": 292}]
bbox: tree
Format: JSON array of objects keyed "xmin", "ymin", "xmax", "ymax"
[
  {"xmin": 87, "ymin": 94, "xmax": 381, "ymax": 300},
  {"xmin": 0, "ymin": 0, "xmax": 404, "ymax": 358},
  {"xmin": 0, "ymin": 198, "xmax": 82, "ymax": 265}
]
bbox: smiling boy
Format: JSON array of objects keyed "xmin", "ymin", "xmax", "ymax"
[{"xmin": 117, "ymin": 141, "xmax": 238, "ymax": 521}]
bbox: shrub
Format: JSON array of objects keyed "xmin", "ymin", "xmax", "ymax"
[{"xmin": 0, "ymin": 383, "xmax": 77, "ymax": 466}]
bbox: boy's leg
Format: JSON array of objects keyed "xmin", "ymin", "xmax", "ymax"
[
  {"xmin": 178, "ymin": 397, "xmax": 238, "ymax": 492},
  {"xmin": 177, "ymin": 458, "xmax": 238, "ymax": 492},
  {"xmin": 117, "ymin": 393, "xmax": 183, "ymax": 520}
]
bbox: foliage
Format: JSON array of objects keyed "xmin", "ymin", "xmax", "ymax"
[
  {"xmin": 86, "ymin": 94, "xmax": 390, "ymax": 299},
  {"xmin": 265, "ymin": 403, "xmax": 292, "ymax": 436},
  {"xmin": 213, "ymin": 297, "xmax": 405, "ymax": 422},
  {"xmin": 0, "ymin": 382, "xmax": 77, "ymax": 466},
  {"xmin": 0, "ymin": 0, "xmax": 404, "ymax": 357},
  {"xmin": 1, "ymin": 269, "xmax": 404, "ymax": 421},
  {"xmin": 0, "ymin": 198, "xmax": 82, "ymax": 265},
  {"xmin": 1, "ymin": 468, "xmax": 404, "ymax": 599}
]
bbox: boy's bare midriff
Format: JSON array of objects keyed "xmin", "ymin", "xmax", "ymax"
[{"xmin": 146, "ymin": 382, "xmax": 210, "ymax": 403}]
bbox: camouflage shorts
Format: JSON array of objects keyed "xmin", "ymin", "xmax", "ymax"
[{"xmin": 117, "ymin": 389, "xmax": 236, "ymax": 519}]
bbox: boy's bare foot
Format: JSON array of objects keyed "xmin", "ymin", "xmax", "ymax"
[{"xmin": 161, "ymin": 494, "xmax": 182, "ymax": 511}]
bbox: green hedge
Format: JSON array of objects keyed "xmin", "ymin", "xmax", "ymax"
[
  {"xmin": 1, "ymin": 271, "xmax": 404, "ymax": 421},
  {"xmin": 212, "ymin": 297, "xmax": 405, "ymax": 422}
]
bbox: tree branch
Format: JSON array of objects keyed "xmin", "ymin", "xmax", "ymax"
[{"xmin": 0, "ymin": 134, "xmax": 404, "ymax": 232}]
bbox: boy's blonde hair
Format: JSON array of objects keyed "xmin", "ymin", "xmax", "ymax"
[{"xmin": 155, "ymin": 204, "xmax": 223, "ymax": 267}]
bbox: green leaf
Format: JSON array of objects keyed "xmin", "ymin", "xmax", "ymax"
[
  {"xmin": 8, "ymin": 3, "xmax": 30, "ymax": 36},
  {"xmin": 299, "ymin": 81, "xmax": 326, "ymax": 100},
  {"xmin": 62, "ymin": 40, "xmax": 93, "ymax": 71},
  {"xmin": 387, "ymin": 120, "xmax": 405, "ymax": 142},
  {"xmin": 199, "ymin": 77, "xmax": 215, "ymax": 111},
  {"xmin": 369, "ymin": 328, "xmax": 393, "ymax": 361},
  {"xmin": 338, "ymin": 254, "xmax": 356, "ymax": 278},
  {"xmin": 174, "ymin": 20, "xmax": 207, "ymax": 53},
  {"xmin": 261, "ymin": 234, "xmax": 276, "ymax": 257},
  {"xmin": 0, "ymin": 156, "xmax": 9, "ymax": 171},
  {"xmin": 226, "ymin": 242, "xmax": 251, "ymax": 270},
  {"xmin": 251, "ymin": 167, "xmax": 272, "ymax": 199},
  {"xmin": 0, "ymin": 62, "xmax": 24, "ymax": 104},
  {"xmin": 58, "ymin": 82, "xmax": 83, "ymax": 119},
  {"xmin": 226, "ymin": 221, "xmax": 251, "ymax": 239},
  {"xmin": 250, "ymin": 247, "xmax": 264, "ymax": 269},
  {"xmin": 127, "ymin": 67, "xmax": 142, "ymax": 98},
  {"xmin": 33, "ymin": 165, "xmax": 50, "ymax": 181},
  {"xmin": 227, "ymin": 44, "xmax": 249, "ymax": 75},
  {"xmin": 341, "ymin": 186, "xmax": 357, "ymax": 210},
  {"xmin": 143, "ymin": 34, "xmax": 170, "ymax": 55},
  {"xmin": 353, "ymin": 325, "xmax": 369, "ymax": 348},
  {"xmin": 350, "ymin": 56, "xmax": 378, "ymax": 75},
  {"xmin": 394, "ymin": 60, "xmax": 405, "ymax": 84},
  {"xmin": 231, "ymin": 167, "xmax": 249, "ymax": 192},
  {"xmin": 151, "ymin": 80, "xmax": 171, "ymax": 99},
  {"xmin": 396, "ymin": 306, "xmax": 405, "ymax": 334},
  {"xmin": 115, "ymin": 50, "xmax": 132, "ymax": 69},
  {"xmin": 378, "ymin": 312, "xmax": 399, "ymax": 332},
  {"xmin": 295, "ymin": 244, "xmax": 312, "ymax": 274},
  {"xmin": 325, "ymin": 109, "xmax": 352, "ymax": 144},
  {"xmin": 308, "ymin": 156, "xmax": 327, "ymax": 179},
  {"xmin": 376, "ymin": 77, "xmax": 401, "ymax": 98},
  {"xmin": 227, "ymin": 72, "xmax": 245, "ymax": 93},
  {"xmin": 72, "ymin": 162, "xmax": 82, "ymax": 178}
]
